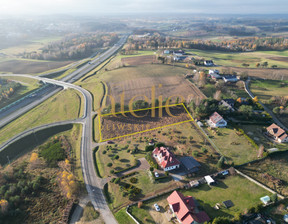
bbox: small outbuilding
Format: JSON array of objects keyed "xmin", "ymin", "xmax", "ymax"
[
  {"xmin": 205, "ymin": 175, "xmax": 216, "ymax": 186},
  {"xmin": 180, "ymin": 157, "xmax": 201, "ymax": 173}
]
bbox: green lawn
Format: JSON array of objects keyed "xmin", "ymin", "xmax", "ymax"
[
  {"xmin": 114, "ymin": 208, "xmax": 135, "ymax": 224},
  {"xmin": 0, "ymin": 89, "xmax": 83, "ymax": 145},
  {"xmin": 129, "ymin": 175, "xmax": 271, "ymax": 221},
  {"xmin": 186, "ymin": 49, "xmax": 288, "ymax": 68},
  {"xmin": 250, "ymin": 79, "xmax": 288, "ymax": 102},
  {"xmin": 182, "ymin": 175, "xmax": 272, "ymax": 218},
  {"xmin": 204, "ymin": 125, "xmax": 259, "ymax": 165},
  {"xmin": 0, "ymin": 76, "xmax": 40, "ymax": 108}
]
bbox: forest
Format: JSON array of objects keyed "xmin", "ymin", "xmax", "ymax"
[
  {"xmin": 19, "ymin": 32, "xmax": 119, "ymax": 61},
  {"xmin": 126, "ymin": 35, "xmax": 288, "ymax": 52}
]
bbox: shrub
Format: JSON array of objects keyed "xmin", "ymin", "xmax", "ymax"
[
  {"xmin": 110, "ymin": 170, "xmax": 115, "ymax": 174},
  {"xmin": 102, "ymin": 150, "xmax": 107, "ymax": 154},
  {"xmin": 111, "ymin": 178, "xmax": 116, "ymax": 183},
  {"xmin": 271, "ymin": 193, "xmax": 277, "ymax": 203},
  {"xmin": 138, "ymin": 201, "xmax": 143, "ymax": 208},
  {"xmin": 145, "ymin": 145, "xmax": 154, "ymax": 152},
  {"xmin": 201, "ymin": 147, "xmax": 208, "ymax": 153},
  {"xmin": 155, "ymin": 142, "xmax": 165, "ymax": 148},
  {"xmin": 114, "ymin": 178, "xmax": 120, "ymax": 184},
  {"xmin": 113, "ymin": 155, "xmax": 119, "ymax": 160},
  {"xmin": 130, "ymin": 177, "xmax": 138, "ymax": 183},
  {"xmin": 192, "ymin": 151, "xmax": 199, "ymax": 157},
  {"xmin": 39, "ymin": 141, "xmax": 66, "ymax": 167},
  {"xmin": 107, "ymin": 163, "xmax": 113, "ymax": 167},
  {"xmin": 149, "ymin": 167, "xmax": 154, "ymax": 172}
]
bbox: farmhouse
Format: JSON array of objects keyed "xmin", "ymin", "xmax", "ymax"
[
  {"xmin": 167, "ymin": 190, "xmax": 210, "ymax": 224},
  {"xmin": 153, "ymin": 147, "xmax": 180, "ymax": 171},
  {"xmin": 266, "ymin": 123, "xmax": 288, "ymax": 143},
  {"xmin": 207, "ymin": 112, "xmax": 227, "ymax": 128},
  {"xmin": 222, "ymin": 75, "xmax": 238, "ymax": 83},
  {"xmin": 204, "ymin": 60, "xmax": 214, "ymax": 66}
]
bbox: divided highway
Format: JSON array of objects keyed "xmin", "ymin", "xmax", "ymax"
[{"xmin": 0, "ymin": 34, "xmax": 129, "ymax": 224}]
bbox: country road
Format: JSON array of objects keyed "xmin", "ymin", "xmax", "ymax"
[{"xmin": 0, "ymin": 34, "xmax": 129, "ymax": 224}]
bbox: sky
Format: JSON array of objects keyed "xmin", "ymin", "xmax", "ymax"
[{"xmin": 0, "ymin": 0, "xmax": 288, "ymax": 16}]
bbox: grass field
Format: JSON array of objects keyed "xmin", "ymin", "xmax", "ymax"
[
  {"xmin": 250, "ymin": 79, "xmax": 288, "ymax": 102},
  {"xmin": 204, "ymin": 125, "xmax": 259, "ymax": 165},
  {"xmin": 250, "ymin": 79, "xmax": 288, "ymax": 126},
  {"xmin": 130, "ymin": 175, "xmax": 272, "ymax": 222},
  {"xmin": 0, "ymin": 76, "xmax": 40, "ymax": 108},
  {"xmin": 186, "ymin": 49, "xmax": 288, "ymax": 69},
  {"xmin": 0, "ymin": 89, "xmax": 83, "ymax": 145},
  {"xmin": 239, "ymin": 151, "xmax": 288, "ymax": 196},
  {"xmin": 114, "ymin": 208, "xmax": 135, "ymax": 224}
]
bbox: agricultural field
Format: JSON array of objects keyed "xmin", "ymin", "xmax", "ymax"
[
  {"xmin": 0, "ymin": 88, "xmax": 83, "ymax": 145},
  {"xmin": 186, "ymin": 49, "xmax": 288, "ymax": 69},
  {"xmin": 0, "ymin": 59, "xmax": 75, "ymax": 74},
  {"xmin": 250, "ymin": 79, "xmax": 288, "ymax": 126},
  {"xmin": 203, "ymin": 125, "xmax": 259, "ymax": 165},
  {"xmin": 239, "ymin": 151, "xmax": 288, "ymax": 196},
  {"xmin": 129, "ymin": 175, "xmax": 272, "ymax": 223},
  {"xmin": 0, "ymin": 124, "xmax": 83, "ymax": 223},
  {"xmin": 100, "ymin": 105, "xmax": 192, "ymax": 141}
]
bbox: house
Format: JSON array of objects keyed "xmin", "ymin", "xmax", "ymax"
[
  {"xmin": 210, "ymin": 73, "xmax": 222, "ymax": 80},
  {"xmin": 174, "ymin": 55, "xmax": 187, "ymax": 62},
  {"xmin": 219, "ymin": 99, "xmax": 235, "ymax": 112},
  {"xmin": 153, "ymin": 147, "xmax": 180, "ymax": 171},
  {"xmin": 204, "ymin": 60, "xmax": 214, "ymax": 66},
  {"xmin": 207, "ymin": 112, "xmax": 227, "ymax": 128},
  {"xmin": 167, "ymin": 191, "xmax": 210, "ymax": 224},
  {"xmin": 222, "ymin": 75, "xmax": 238, "ymax": 83},
  {"xmin": 208, "ymin": 69, "xmax": 219, "ymax": 75},
  {"xmin": 204, "ymin": 175, "xmax": 216, "ymax": 186},
  {"xmin": 266, "ymin": 123, "xmax": 288, "ymax": 143}
]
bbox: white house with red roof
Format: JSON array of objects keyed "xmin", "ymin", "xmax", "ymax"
[
  {"xmin": 167, "ymin": 190, "xmax": 210, "ymax": 224},
  {"xmin": 266, "ymin": 123, "xmax": 288, "ymax": 143},
  {"xmin": 152, "ymin": 147, "xmax": 180, "ymax": 171},
  {"xmin": 207, "ymin": 112, "xmax": 227, "ymax": 128}
]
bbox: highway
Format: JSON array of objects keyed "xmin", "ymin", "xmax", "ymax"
[{"xmin": 0, "ymin": 34, "xmax": 129, "ymax": 224}]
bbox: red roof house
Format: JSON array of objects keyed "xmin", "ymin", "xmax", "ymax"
[
  {"xmin": 266, "ymin": 123, "xmax": 288, "ymax": 143},
  {"xmin": 153, "ymin": 147, "xmax": 180, "ymax": 171},
  {"xmin": 208, "ymin": 112, "xmax": 227, "ymax": 128},
  {"xmin": 167, "ymin": 191, "xmax": 210, "ymax": 224}
]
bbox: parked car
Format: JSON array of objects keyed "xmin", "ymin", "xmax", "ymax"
[
  {"xmin": 107, "ymin": 141, "xmax": 114, "ymax": 144},
  {"xmin": 154, "ymin": 203, "xmax": 160, "ymax": 212},
  {"xmin": 221, "ymin": 170, "xmax": 229, "ymax": 176},
  {"xmin": 154, "ymin": 172, "xmax": 159, "ymax": 178}
]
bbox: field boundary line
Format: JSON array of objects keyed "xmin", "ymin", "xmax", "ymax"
[{"xmin": 99, "ymin": 103, "xmax": 193, "ymax": 142}]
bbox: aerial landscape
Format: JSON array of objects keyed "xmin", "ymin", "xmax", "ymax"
[{"xmin": 1, "ymin": 1, "xmax": 288, "ymax": 224}]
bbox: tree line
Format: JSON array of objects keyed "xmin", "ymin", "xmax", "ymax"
[
  {"xmin": 0, "ymin": 79, "xmax": 21, "ymax": 105},
  {"xmin": 19, "ymin": 33, "xmax": 119, "ymax": 61}
]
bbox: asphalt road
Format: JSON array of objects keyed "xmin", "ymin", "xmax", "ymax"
[{"xmin": 0, "ymin": 34, "xmax": 129, "ymax": 224}]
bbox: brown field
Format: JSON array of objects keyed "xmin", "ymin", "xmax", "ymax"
[
  {"xmin": 121, "ymin": 55, "xmax": 156, "ymax": 66},
  {"xmin": 107, "ymin": 75, "xmax": 206, "ymax": 105},
  {"xmin": 100, "ymin": 105, "xmax": 192, "ymax": 140},
  {"xmin": 221, "ymin": 66, "xmax": 288, "ymax": 80},
  {"xmin": 268, "ymin": 56, "xmax": 288, "ymax": 63},
  {"xmin": 0, "ymin": 59, "xmax": 74, "ymax": 74}
]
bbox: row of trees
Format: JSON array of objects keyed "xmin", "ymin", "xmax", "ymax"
[
  {"xmin": 126, "ymin": 35, "xmax": 288, "ymax": 52},
  {"xmin": 20, "ymin": 33, "xmax": 119, "ymax": 61}
]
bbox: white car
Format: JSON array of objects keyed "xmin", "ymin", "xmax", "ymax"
[
  {"xmin": 154, "ymin": 203, "xmax": 160, "ymax": 212},
  {"xmin": 154, "ymin": 172, "xmax": 159, "ymax": 178}
]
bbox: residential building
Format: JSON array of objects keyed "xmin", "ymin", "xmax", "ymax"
[
  {"xmin": 153, "ymin": 147, "xmax": 180, "ymax": 171},
  {"xmin": 204, "ymin": 60, "xmax": 214, "ymax": 66},
  {"xmin": 167, "ymin": 190, "xmax": 210, "ymax": 224},
  {"xmin": 207, "ymin": 112, "xmax": 227, "ymax": 128},
  {"xmin": 222, "ymin": 75, "xmax": 238, "ymax": 83},
  {"xmin": 266, "ymin": 123, "xmax": 288, "ymax": 143}
]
